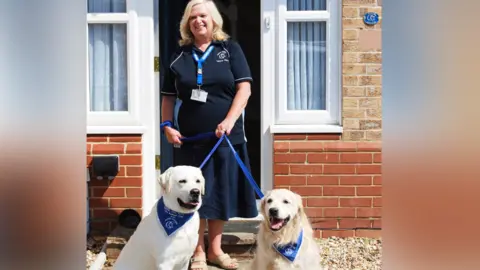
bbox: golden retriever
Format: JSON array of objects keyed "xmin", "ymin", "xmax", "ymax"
[{"xmin": 248, "ymin": 189, "xmax": 323, "ymax": 270}]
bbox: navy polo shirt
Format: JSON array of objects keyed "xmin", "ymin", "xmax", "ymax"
[{"xmin": 161, "ymin": 40, "xmax": 253, "ymax": 145}]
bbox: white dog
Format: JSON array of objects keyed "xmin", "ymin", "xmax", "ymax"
[
  {"xmin": 249, "ymin": 189, "xmax": 323, "ymax": 270},
  {"xmin": 113, "ymin": 165, "xmax": 205, "ymax": 270}
]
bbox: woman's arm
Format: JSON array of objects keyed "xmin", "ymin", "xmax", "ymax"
[
  {"xmin": 216, "ymin": 81, "xmax": 251, "ymax": 137},
  {"xmin": 161, "ymin": 95, "xmax": 176, "ymax": 123}
]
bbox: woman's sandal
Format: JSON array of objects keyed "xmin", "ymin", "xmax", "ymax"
[
  {"xmin": 208, "ymin": 253, "xmax": 239, "ymax": 269},
  {"xmin": 190, "ymin": 254, "xmax": 208, "ymax": 270}
]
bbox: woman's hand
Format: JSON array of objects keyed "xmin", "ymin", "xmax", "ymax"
[
  {"xmin": 215, "ymin": 118, "xmax": 235, "ymax": 138},
  {"xmin": 164, "ymin": 126, "xmax": 183, "ymax": 145}
]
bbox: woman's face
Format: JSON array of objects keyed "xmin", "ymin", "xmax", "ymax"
[{"xmin": 189, "ymin": 4, "xmax": 214, "ymax": 40}]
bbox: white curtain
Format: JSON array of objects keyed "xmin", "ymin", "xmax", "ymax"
[
  {"xmin": 286, "ymin": 0, "xmax": 327, "ymax": 110},
  {"xmin": 88, "ymin": 0, "xmax": 128, "ymax": 111}
]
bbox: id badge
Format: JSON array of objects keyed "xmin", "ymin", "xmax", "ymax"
[{"xmin": 191, "ymin": 88, "xmax": 208, "ymax": 103}]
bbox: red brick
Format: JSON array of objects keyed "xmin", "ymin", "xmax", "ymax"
[
  {"xmin": 307, "ymin": 153, "xmax": 340, "ymax": 163},
  {"xmin": 356, "ymin": 230, "xmax": 381, "ymax": 238},
  {"xmin": 117, "ymin": 166, "xmax": 126, "ymax": 177},
  {"xmin": 274, "ymin": 153, "xmax": 306, "ymax": 163},
  {"xmin": 92, "ymin": 187, "xmax": 125, "ymax": 197},
  {"xmin": 311, "ymin": 219, "xmax": 338, "ymax": 229},
  {"xmin": 93, "ymin": 209, "xmax": 123, "ymax": 218},
  {"xmin": 323, "ymin": 164, "xmax": 355, "ymax": 174},
  {"xmin": 356, "ymin": 164, "xmax": 381, "ymax": 174},
  {"xmin": 110, "ymin": 177, "xmax": 142, "ymax": 187},
  {"xmin": 274, "ymin": 164, "xmax": 289, "ymax": 174},
  {"xmin": 373, "ymin": 153, "xmax": 382, "ymax": 163},
  {"xmin": 357, "ymin": 208, "xmax": 381, "ymax": 218},
  {"xmin": 307, "ymin": 176, "xmax": 339, "ymax": 185},
  {"xmin": 307, "ymin": 134, "xmax": 341, "ymax": 140},
  {"xmin": 92, "ymin": 144, "xmax": 125, "ymax": 154},
  {"xmin": 373, "ymin": 176, "xmax": 382, "ymax": 185},
  {"xmin": 338, "ymin": 219, "xmax": 372, "ymax": 229},
  {"xmin": 322, "ymin": 230, "xmax": 355, "ymax": 238},
  {"xmin": 109, "ymin": 135, "xmax": 142, "ymax": 142},
  {"xmin": 290, "ymin": 141, "xmax": 324, "ymax": 152},
  {"xmin": 110, "ymin": 198, "xmax": 142, "ymax": 208},
  {"xmin": 324, "ymin": 208, "xmax": 356, "ymax": 218},
  {"xmin": 88, "ymin": 179, "xmax": 108, "ymax": 187},
  {"xmin": 323, "ymin": 186, "xmax": 355, "ymax": 196},
  {"xmin": 274, "ymin": 142, "xmax": 289, "ymax": 152},
  {"xmin": 307, "ymin": 198, "xmax": 339, "ymax": 207},
  {"xmin": 89, "ymin": 198, "xmax": 109, "ymax": 208},
  {"xmin": 340, "ymin": 153, "xmax": 373, "ymax": 163},
  {"xmin": 126, "ymin": 144, "xmax": 142, "ymax": 154},
  {"xmin": 290, "ymin": 164, "xmax": 323, "ymax": 174},
  {"xmin": 373, "ymin": 197, "xmax": 382, "ymax": 207},
  {"xmin": 372, "ymin": 219, "xmax": 382, "ymax": 228},
  {"xmin": 340, "ymin": 176, "xmax": 372, "ymax": 185},
  {"xmin": 119, "ymin": 155, "xmax": 142, "ymax": 165},
  {"xmin": 274, "ymin": 175, "xmax": 306, "ymax": 186},
  {"xmin": 274, "ymin": 134, "xmax": 306, "ymax": 140},
  {"xmin": 87, "ymin": 144, "xmax": 92, "ymax": 155},
  {"xmin": 356, "ymin": 186, "xmax": 382, "ymax": 196},
  {"xmin": 126, "ymin": 188, "xmax": 142, "ymax": 197},
  {"xmin": 126, "ymin": 166, "xmax": 142, "ymax": 176},
  {"xmin": 340, "ymin": 198, "xmax": 372, "ymax": 207},
  {"xmin": 87, "ymin": 156, "xmax": 93, "ymax": 166},
  {"xmin": 290, "ymin": 186, "xmax": 323, "ymax": 196},
  {"xmin": 304, "ymin": 208, "xmax": 323, "ymax": 218},
  {"xmin": 323, "ymin": 142, "xmax": 357, "ymax": 152},
  {"xmin": 87, "ymin": 136, "xmax": 108, "ymax": 142},
  {"xmin": 357, "ymin": 142, "xmax": 381, "ymax": 152}
]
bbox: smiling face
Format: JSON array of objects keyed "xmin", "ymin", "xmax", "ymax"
[
  {"xmin": 158, "ymin": 165, "xmax": 205, "ymax": 214},
  {"xmin": 188, "ymin": 3, "xmax": 214, "ymax": 41},
  {"xmin": 262, "ymin": 189, "xmax": 303, "ymax": 232}
]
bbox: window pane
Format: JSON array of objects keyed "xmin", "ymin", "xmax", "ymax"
[
  {"xmin": 88, "ymin": 0, "xmax": 126, "ymax": 13},
  {"xmin": 88, "ymin": 24, "xmax": 128, "ymax": 112},
  {"xmin": 287, "ymin": 21, "xmax": 326, "ymax": 111},
  {"xmin": 287, "ymin": 0, "xmax": 326, "ymax": 11}
]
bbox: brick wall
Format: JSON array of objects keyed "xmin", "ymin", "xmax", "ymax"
[
  {"xmin": 87, "ymin": 134, "xmax": 143, "ymax": 233},
  {"xmin": 273, "ymin": 0, "xmax": 382, "ymax": 238}
]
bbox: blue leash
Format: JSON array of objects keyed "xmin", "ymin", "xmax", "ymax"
[{"xmin": 160, "ymin": 121, "xmax": 264, "ymax": 199}]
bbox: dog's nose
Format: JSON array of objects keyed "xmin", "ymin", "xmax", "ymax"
[
  {"xmin": 269, "ymin": 208, "xmax": 278, "ymax": 217},
  {"xmin": 190, "ymin": 189, "xmax": 200, "ymax": 197}
]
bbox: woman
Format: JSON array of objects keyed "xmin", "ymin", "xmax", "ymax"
[{"xmin": 160, "ymin": 0, "xmax": 258, "ymax": 269}]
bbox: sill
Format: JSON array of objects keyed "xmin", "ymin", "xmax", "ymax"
[
  {"xmin": 87, "ymin": 125, "xmax": 146, "ymax": 134},
  {"xmin": 270, "ymin": 124, "xmax": 343, "ymax": 134}
]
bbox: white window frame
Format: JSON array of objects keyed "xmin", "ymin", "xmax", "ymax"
[
  {"xmin": 271, "ymin": 0, "xmax": 342, "ymax": 133},
  {"xmin": 86, "ymin": 2, "xmax": 142, "ymax": 132}
]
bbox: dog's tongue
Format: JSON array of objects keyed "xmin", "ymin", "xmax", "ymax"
[
  {"xmin": 270, "ymin": 218, "xmax": 283, "ymax": 229},
  {"xmin": 187, "ymin": 201, "xmax": 199, "ymax": 206}
]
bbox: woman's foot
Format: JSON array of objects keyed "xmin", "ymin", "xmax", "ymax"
[
  {"xmin": 190, "ymin": 252, "xmax": 208, "ymax": 270},
  {"xmin": 207, "ymin": 252, "xmax": 238, "ymax": 269}
]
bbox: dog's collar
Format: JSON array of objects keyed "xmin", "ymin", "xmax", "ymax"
[
  {"xmin": 273, "ymin": 230, "xmax": 303, "ymax": 262},
  {"xmin": 156, "ymin": 197, "xmax": 195, "ymax": 236}
]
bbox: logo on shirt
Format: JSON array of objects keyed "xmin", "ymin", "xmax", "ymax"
[{"xmin": 216, "ymin": 50, "xmax": 229, "ymax": 62}]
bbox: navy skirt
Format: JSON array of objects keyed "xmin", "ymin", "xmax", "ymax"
[{"xmin": 173, "ymin": 140, "xmax": 258, "ymax": 221}]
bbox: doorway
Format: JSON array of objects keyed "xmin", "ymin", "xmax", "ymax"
[{"xmin": 158, "ymin": 0, "xmax": 262, "ymax": 195}]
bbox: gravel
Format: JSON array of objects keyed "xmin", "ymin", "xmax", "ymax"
[
  {"xmin": 86, "ymin": 236, "xmax": 382, "ymax": 270},
  {"xmin": 317, "ymin": 237, "xmax": 382, "ymax": 270}
]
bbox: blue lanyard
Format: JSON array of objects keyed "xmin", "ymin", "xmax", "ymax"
[{"xmin": 192, "ymin": 45, "xmax": 214, "ymax": 87}]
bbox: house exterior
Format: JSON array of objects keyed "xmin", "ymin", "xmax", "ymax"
[{"xmin": 87, "ymin": 0, "xmax": 382, "ymax": 238}]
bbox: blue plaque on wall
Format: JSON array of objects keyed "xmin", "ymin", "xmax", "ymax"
[{"xmin": 363, "ymin": 12, "xmax": 379, "ymax": 26}]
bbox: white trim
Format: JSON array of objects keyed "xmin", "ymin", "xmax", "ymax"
[
  {"xmin": 274, "ymin": 0, "xmax": 341, "ymax": 127},
  {"xmin": 270, "ymin": 124, "xmax": 343, "ymax": 134},
  {"xmin": 86, "ymin": 3, "xmax": 143, "ymax": 131},
  {"xmin": 87, "ymin": 125, "xmax": 147, "ymax": 134}
]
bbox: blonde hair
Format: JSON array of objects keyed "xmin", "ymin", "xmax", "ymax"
[{"xmin": 178, "ymin": 0, "xmax": 229, "ymax": 46}]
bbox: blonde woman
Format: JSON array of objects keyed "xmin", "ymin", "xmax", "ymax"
[{"xmin": 160, "ymin": 0, "xmax": 257, "ymax": 269}]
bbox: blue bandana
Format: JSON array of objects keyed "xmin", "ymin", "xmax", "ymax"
[
  {"xmin": 273, "ymin": 230, "xmax": 304, "ymax": 262},
  {"xmin": 156, "ymin": 197, "xmax": 194, "ymax": 236}
]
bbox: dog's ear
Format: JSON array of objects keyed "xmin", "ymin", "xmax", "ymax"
[
  {"xmin": 199, "ymin": 170, "xmax": 206, "ymax": 196},
  {"xmin": 295, "ymin": 193, "xmax": 307, "ymax": 219},
  {"xmin": 158, "ymin": 168, "xmax": 173, "ymax": 194},
  {"xmin": 260, "ymin": 191, "xmax": 271, "ymax": 216}
]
